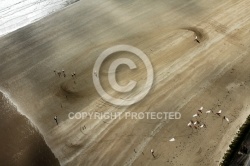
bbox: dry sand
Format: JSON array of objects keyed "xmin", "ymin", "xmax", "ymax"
[{"xmin": 0, "ymin": 0, "xmax": 250, "ymax": 165}]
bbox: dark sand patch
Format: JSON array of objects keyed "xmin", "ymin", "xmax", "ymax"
[{"xmin": 0, "ymin": 91, "xmax": 60, "ymax": 166}]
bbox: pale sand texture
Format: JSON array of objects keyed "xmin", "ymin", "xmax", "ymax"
[{"xmin": 0, "ymin": 0, "xmax": 250, "ymax": 165}]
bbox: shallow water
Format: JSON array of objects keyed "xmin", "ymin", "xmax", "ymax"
[
  {"xmin": 0, "ymin": 91, "xmax": 60, "ymax": 166},
  {"xmin": 0, "ymin": 0, "xmax": 79, "ymax": 37}
]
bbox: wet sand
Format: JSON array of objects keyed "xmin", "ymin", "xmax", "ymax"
[
  {"xmin": 0, "ymin": 0, "xmax": 250, "ymax": 165},
  {"xmin": 0, "ymin": 91, "xmax": 60, "ymax": 166},
  {"xmin": 0, "ymin": 0, "xmax": 79, "ymax": 37}
]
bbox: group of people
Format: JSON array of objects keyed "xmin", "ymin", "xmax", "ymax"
[
  {"xmin": 53, "ymin": 69, "xmax": 77, "ymax": 125},
  {"xmin": 187, "ymin": 106, "xmax": 230, "ymax": 130},
  {"xmin": 149, "ymin": 107, "xmax": 231, "ymax": 159},
  {"xmin": 54, "ymin": 69, "xmax": 76, "ymax": 79},
  {"xmin": 50, "ymin": 34, "xmax": 215, "ymax": 161}
]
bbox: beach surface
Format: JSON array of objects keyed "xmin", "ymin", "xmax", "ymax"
[
  {"xmin": 0, "ymin": 0, "xmax": 78, "ymax": 37},
  {"xmin": 0, "ymin": 0, "xmax": 250, "ymax": 165},
  {"xmin": 0, "ymin": 91, "xmax": 60, "ymax": 166}
]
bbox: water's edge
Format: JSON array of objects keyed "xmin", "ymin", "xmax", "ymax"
[
  {"xmin": 220, "ymin": 115, "xmax": 250, "ymax": 166},
  {"xmin": 0, "ymin": 90, "xmax": 60, "ymax": 166},
  {"xmin": 0, "ymin": 0, "xmax": 80, "ymax": 37}
]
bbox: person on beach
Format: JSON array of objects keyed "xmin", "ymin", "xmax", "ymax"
[
  {"xmin": 94, "ymin": 71, "xmax": 98, "ymax": 77},
  {"xmin": 54, "ymin": 116, "xmax": 58, "ymax": 125},
  {"xmin": 151, "ymin": 149, "xmax": 155, "ymax": 158},
  {"xmin": 82, "ymin": 125, "xmax": 86, "ymax": 130},
  {"xmin": 58, "ymin": 72, "xmax": 61, "ymax": 77},
  {"xmin": 193, "ymin": 113, "xmax": 200, "ymax": 118},
  {"xmin": 223, "ymin": 116, "xmax": 230, "ymax": 123},
  {"xmin": 195, "ymin": 36, "xmax": 200, "ymax": 43},
  {"xmin": 206, "ymin": 110, "xmax": 212, "ymax": 114},
  {"xmin": 216, "ymin": 110, "xmax": 222, "ymax": 116},
  {"xmin": 198, "ymin": 106, "xmax": 203, "ymax": 113}
]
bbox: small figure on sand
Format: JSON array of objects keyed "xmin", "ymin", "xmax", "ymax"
[
  {"xmin": 58, "ymin": 72, "xmax": 61, "ymax": 77},
  {"xmin": 151, "ymin": 149, "xmax": 155, "ymax": 158},
  {"xmin": 71, "ymin": 72, "xmax": 76, "ymax": 78},
  {"xmin": 206, "ymin": 110, "xmax": 212, "ymax": 114},
  {"xmin": 169, "ymin": 138, "xmax": 175, "ymax": 142},
  {"xmin": 198, "ymin": 106, "xmax": 203, "ymax": 113},
  {"xmin": 195, "ymin": 36, "xmax": 200, "ymax": 43},
  {"xmin": 199, "ymin": 123, "xmax": 207, "ymax": 128},
  {"xmin": 223, "ymin": 116, "xmax": 230, "ymax": 123},
  {"xmin": 94, "ymin": 71, "xmax": 98, "ymax": 77},
  {"xmin": 216, "ymin": 110, "xmax": 222, "ymax": 116},
  {"xmin": 54, "ymin": 116, "xmax": 58, "ymax": 125},
  {"xmin": 200, "ymin": 124, "xmax": 204, "ymax": 128},
  {"xmin": 193, "ymin": 113, "xmax": 200, "ymax": 118}
]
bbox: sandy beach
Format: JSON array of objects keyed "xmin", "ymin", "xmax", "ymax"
[
  {"xmin": 0, "ymin": 91, "xmax": 60, "ymax": 166},
  {"xmin": 0, "ymin": 0, "xmax": 250, "ymax": 165},
  {"xmin": 0, "ymin": 0, "xmax": 79, "ymax": 37}
]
